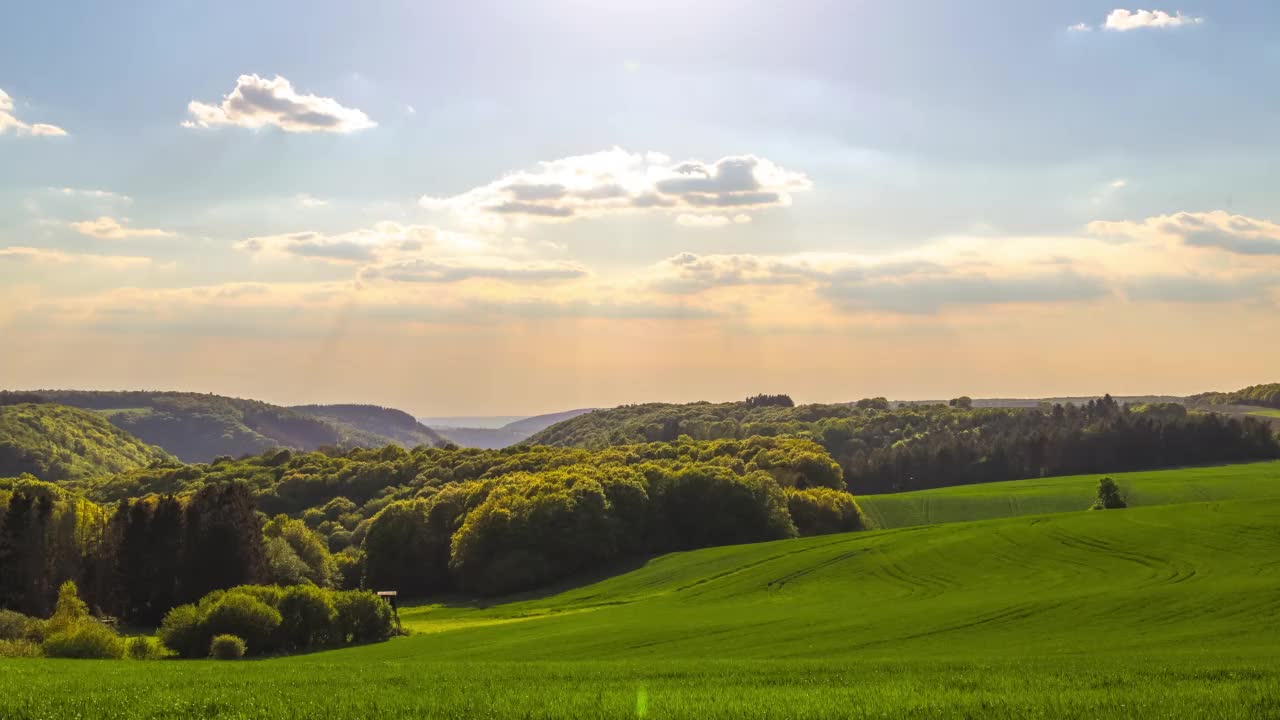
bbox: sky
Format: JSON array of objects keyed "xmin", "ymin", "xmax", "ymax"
[{"xmin": 3, "ymin": 1, "xmax": 1279, "ymax": 415}]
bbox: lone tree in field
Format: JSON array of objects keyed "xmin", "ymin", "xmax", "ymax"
[{"xmin": 1091, "ymin": 477, "xmax": 1127, "ymax": 510}]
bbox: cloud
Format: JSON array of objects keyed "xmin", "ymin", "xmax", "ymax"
[
  {"xmin": 0, "ymin": 246, "xmax": 154, "ymax": 269},
  {"xmin": 238, "ymin": 223, "xmax": 525, "ymax": 264},
  {"xmin": 52, "ymin": 187, "xmax": 132, "ymax": 204},
  {"xmin": 675, "ymin": 213, "xmax": 753, "ymax": 229},
  {"xmin": 183, "ymin": 74, "xmax": 375, "ymax": 133},
  {"xmin": 1067, "ymin": 22, "xmax": 1094, "ymax": 32},
  {"xmin": 1123, "ymin": 274, "xmax": 1277, "ymax": 303},
  {"xmin": 0, "ymin": 88, "xmax": 68, "ymax": 137},
  {"xmin": 238, "ymin": 221, "xmax": 585, "ymax": 288},
  {"xmin": 819, "ymin": 269, "xmax": 1111, "ymax": 314},
  {"xmin": 70, "ymin": 216, "xmax": 176, "ymax": 239},
  {"xmin": 650, "ymin": 250, "xmax": 1111, "ymax": 314},
  {"xmin": 295, "ymin": 193, "xmax": 329, "ymax": 208},
  {"xmin": 1103, "ymin": 9, "xmax": 1203, "ymax": 31},
  {"xmin": 358, "ymin": 258, "xmax": 589, "ymax": 284},
  {"xmin": 1087, "ymin": 211, "xmax": 1280, "ymax": 256},
  {"xmin": 420, "ymin": 148, "xmax": 811, "ymax": 228}
]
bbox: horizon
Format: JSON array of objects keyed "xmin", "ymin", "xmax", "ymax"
[{"xmin": 5, "ymin": 1, "xmax": 1279, "ymax": 415}]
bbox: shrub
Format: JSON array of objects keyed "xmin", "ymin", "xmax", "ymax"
[
  {"xmin": 157, "ymin": 604, "xmax": 204, "ymax": 658},
  {"xmin": 787, "ymin": 488, "xmax": 864, "ymax": 536},
  {"xmin": 1091, "ymin": 477, "xmax": 1127, "ymax": 510},
  {"xmin": 278, "ymin": 585, "xmax": 337, "ymax": 651},
  {"xmin": 125, "ymin": 635, "xmax": 168, "ymax": 660},
  {"xmin": 0, "ymin": 609, "xmax": 40, "ymax": 642},
  {"xmin": 42, "ymin": 622, "xmax": 126, "ymax": 659},
  {"xmin": 209, "ymin": 634, "xmax": 246, "ymax": 660},
  {"xmin": 44, "ymin": 580, "xmax": 89, "ymax": 636},
  {"xmin": 334, "ymin": 590, "xmax": 395, "ymax": 643},
  {"xmin": 201, "ymin": 594, "xmax": 281, "ymax": 655},
  {"xmin": 0, "ymin": 639, "xmax": 41, "ymax": 658}
]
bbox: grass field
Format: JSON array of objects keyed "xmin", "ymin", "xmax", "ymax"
[
  {"xmin": 858, "ymin": 461, "xmax": 1280, "ymax": 529},
  {"xmin": 3, "ymin": 462, "xmax": 1280, "ymax": 718},
  {"xmin": 1247, "ymin": 408, "xmax": 1280, "ymax": 419}
]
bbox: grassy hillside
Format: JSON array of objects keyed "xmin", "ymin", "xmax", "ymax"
[
  {"xmin": 858, "ymin": 461, "xmax": 1280, "ymax": 529},
  {"xmin": 0, "ymin": 404, "xmax": 173, "ymax": 481},
  {"xmin": 3, "ymin": 492, "xmax": 1280, "ymax": 718},
  {"xmin": 11, "ymin": 391, "xmax": 433, "ymax": 463},
  {"xmin": 291, "ymin": 404, "xmax": 444, "ymax": 447}
]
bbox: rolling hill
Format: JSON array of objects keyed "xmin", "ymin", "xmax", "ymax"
[
  {"xmin": 432, "ymin": 408, "xmax": 596, "ymax": 449},
  {"xmin": 0, "ymin": 403, "xmax": 174, "ymax": 480},
  {"xmin": 290, "ymin": 404, "xmax": 444, "ymax": 448},
  {"xmin": 8, "ymin": 391, "xmax": 442, "ymax": 463},
  {"xmin": 5, "ymin": 464, "xmax": 1280, "ymax": 718}
]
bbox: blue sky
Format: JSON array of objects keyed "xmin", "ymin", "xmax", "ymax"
[{"xmin": 2, "ymin": 1, "xmax": 1278, "ymax": 414}]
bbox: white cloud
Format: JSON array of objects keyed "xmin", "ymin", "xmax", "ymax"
[
  {"xmin": 52, "ymin": 187, "xmax": 133, "ymax": 203},
  {"xmin": 1068, "ymin": 22, "xmax": 1094, "ymax": 32},
  {"xmin": 238, "ymin": 222, "xmax": 583, "ymax": 287},
  {"xmin": 295, "ymin": 193, "xmax": 329, "ymax": 209},
  {"xmin": 0, "ymin": 246, "xmax": 154, "ymax": 269},
  {"xmin": 0, "ymin": 88, "xmax": 68, "ymax": 137},
  {"xmin": 1110, "ymin": 179, "xmax": 1128, "ymax": 189},
  {"xmin": 675, "ymin": 213, "xmax": 753, "ymax": 229},
  {"xmin": 183, "ymin": 74, "xmax": 376, "ymax": 133},
  {"xmin": 1103, "ymin": 9, "xmax": 1203, "ymax": 31},
  {"xmin": 1088, "ymin": 211, "xmax": 1280, "ymax": 256},
  {"xmin": 70, "ymin": 216, "xmax": 176, "ymax": 239},
  {"xmin": 420, "ymin": 148, "xmax": 811, "ymax": 229}
]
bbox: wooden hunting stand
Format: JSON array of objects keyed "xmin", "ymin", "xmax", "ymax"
[{"xmin": 377, "ymin": 590, "xmax": 401, "ymax": 632}]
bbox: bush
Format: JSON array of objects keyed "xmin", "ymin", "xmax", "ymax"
[
  {"xmin": 1091, "ymin": 477, "xmax": 1127, "ymax": 510},
  {"xmin": 0, "ymin": 609, "xmax": 40, "ymax": 642},
  {"xmin": 126, "ymin": 635, "xmax": 167, "ymax": 660},
  {"xmin": 44, "ymin": 580, "xmax": 89, "ymax": 636},
  {"xmin": 0, "ymin": 639, "xmax": 41, "ymax": 658},
  {"xmin": 209, "ymin": 634, "xmax": 246, "ymax": 660},
  {"xmin": 787, "ymin": 488, "xmax": 864, "ymax": 536},
  {"xmin": 157, "ymin": 604, "xmax": 204, "ymax": 658},
  {"xmin": 42, "ymin": 622, "xmax": 126, "ymax": 659},
  {"xmin": 201, "ymin": 593, "xmax": 281, "ymax": 655},
  {"xmin": 334, "ymin": 591, "xmax": 395, "ymax": 643},
  {"xmin": 278, "ymin": 585, "xmax": 337, "ymax": 651}
]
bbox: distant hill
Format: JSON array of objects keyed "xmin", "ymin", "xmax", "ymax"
[
  {"xmin": 1188, "ymin": 383, "xmax": 1280, "ymax": 410},
  {"xmin": 0, "ymin": 403, "xmax": 174, "ymax": 481},
  {"xmin": 291, "ymin": 404, "xmax": 445, "ymax": 447},
  {"xmin": 6, "ymin": 391, "xmax": 439, "ymax": 463},
  {"xmin": 433, "ymin": 408, "xmax": 596, "ymax": 449},
  {"xmin": 417, "ymin": 415, "xmax": 525, "ymax": 430}
]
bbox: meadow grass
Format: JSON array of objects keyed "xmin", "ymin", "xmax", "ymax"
[
  {"xmin": 4, "ymin": 463, "xmax": 1280, "ymax": 718},
  {"xmin": 857, "ymin": 460, "xmax": 1280, "ymax": 529}
]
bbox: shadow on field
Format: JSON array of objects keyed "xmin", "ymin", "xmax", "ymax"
[{"xmin": 399, "ymin": 554, "xmax": 657, "ymax": 611}]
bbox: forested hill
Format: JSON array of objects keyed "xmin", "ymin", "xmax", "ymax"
[
  {"xmin": 527, "ymin": 396, "xmax": 1280, "ymax": 494},
  {"xmin": 0, "ymin": 403, "xmax": 173, "ymax": 481},
  {"xmin": 3, "ymin": 391, "xmax": 442, "ymax": 464},
  {"xmin": 291, "ymin": 404, "xmax": 445, "ymax": 448},
  {"xmin": 1189, "ymin": 383, "xmax": 1280, "ymax": 410}
]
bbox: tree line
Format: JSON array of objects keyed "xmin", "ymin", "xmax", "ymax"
[
  {"xmin": 524, "ymin": 396, "xmax": 1280, "ymax": 493},
  {"xmin": 1, "ymin": 436, "xmax": 860, "ymax": 622}
]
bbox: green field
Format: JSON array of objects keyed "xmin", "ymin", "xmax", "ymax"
[
  {"xmin": 4, "ymin": 462, "xmax": 1280, "ymax": 718},
  {"xmin": 858, "ymin": 461, "xmax": 1280, "ymax": 528},
  {"xmin": 1247, "ymin": 408, "xmax": 1280, "ymax": 419}
]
